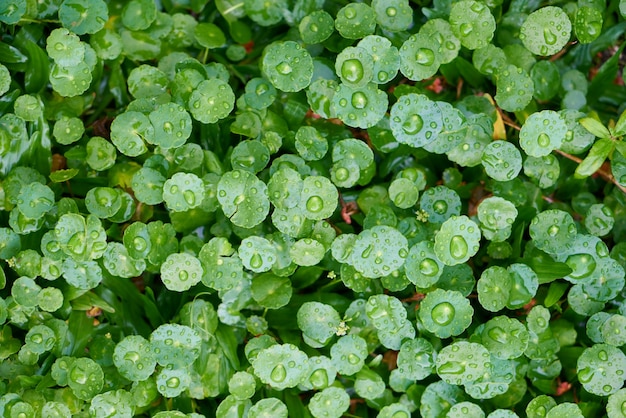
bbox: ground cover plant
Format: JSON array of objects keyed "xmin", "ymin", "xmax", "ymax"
[{"xmin": 1, "ymin": 0, "xmax": 626, "ymax": 416}]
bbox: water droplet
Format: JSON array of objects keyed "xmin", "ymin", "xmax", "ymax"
[
  {"xmin": 419, "ymin": 258, "xmax": 439, "ymax": 277},
  {"xmin": 124, "ymin": 350, "xmax": 140, "ymax": 363},
  {"xmin": 344, "ymin": 6, "xmax": 356, "ymax": 19},
  {"xmin": 351, "ymin": 91, "xmax": 368, "ymax": 109},
  {"xmin": 361, "ymin": 244, "xmax": 373, "ymax": 258},
  {"xmin": 537, "ymin": 133, "xmax": 551, "ymax": 147},
  {"xmin": 470, "ymin": 2, "xmax": 484, "ymax": 12},
  {"xmin": 449, "ymin": 235, "xmax": 468, "ymax": 260},
  {"xmin": 133, "ymin": 237, "xmax": 147, "ymax": 252},
  {"xmin": 30, "ymin": 333, "xmax": 43, "ymax": 344},
  {"xmin": 270, "ymin": 364, "xmax": 287, "ymax": 382},
  {"xmin": 487, "ymin": 326, "xmax": 508, "ymax": 344},
  {"xmin": 416, "ymin": 48, "xmax": 435, "ymax": 66},
  {"xmin": 434, "ymin": 200, "xmax": 448, "ymax": 214},
  {"xmin": 598, "ymin": 350, "xmax": 609, "ymax": 361},
  {"xmin": 547, "ymin": 225, "xmax": 559, "ymax": 237},
  {"xmin": 255, "ymin": 83, "xmax": 269, "ymax": 96},
  {"xmin": 335, "ymin": 167, "xmax": 349, "ymax": 181},
  {"xmin": 250, "ymin": 253, "xmax": 263, "ymax": 269},
  {"xmin": 276, "ymin": 62, "xmax": 292, "ymax": 75},
  {"xmin": 310, "ymin": 369, "xmax": 328, "ymax": 388},
  {"xmin": 460, "ymin": 22, "xmax": 473, "ymax": 36},
  {"xmin": 306, "ymin": 196, "xmax": 324, "ymax": 213},
  {"xmin": 341, "ymin": 59, "xmax": 364, "ymax": 84},
  {"xmin": 178, "ymin": 270, "xmax": 188, "ymax": 281},
  {"xmin": 438, "ymin": 360, "xmax": 465, "ymax": 375},
  {"xmin": 386, "ymin": 6, "xmax": 397, "ymax": 17},
  {"xmin": 594, "ymin": 217, "xmax": 608, "ymax": 230},
  {"xmin": 543, "ymin": 28, "xmax": 558, "ymax": 45},
  {"xmin": 347, "ymin": 353, "xmax": 360, "ymax": 364},
  {"xmin": 163, "ymin": 122, "xmax": 173, "ymax": 134},
  {"xmin": 183, "ymin": 190, "xmax": 196, "ymax": 206},
  {"xmin": 166, "ymin": 377, "xmax": 180, "ymax": 388},
  {"xmin": 402, "ymin": 113, "xmax": 423, "ymax": 135},
  {"xmin": 578, "ymin": 367, "xmax": 593, "ymax": 383},
  {"xmin": 432, "ymin": 302, "xmax": 455, "ymax": 325}
]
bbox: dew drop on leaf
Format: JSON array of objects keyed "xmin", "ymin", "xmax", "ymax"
[
  {"xmin": 276, "ymin": 62, "xmax": 292, "ymax": 75},
  {"xmin": 183, "ymin": 190, "xmax": 195, "ymax": 205},
  {"xmin": 449, "ymin": 235, "xmax": 468, "ymax": 260},
  {"xmin": 486, "ymin": 326, "xmax": 508, "ymax": 344},
  {"xmin": 599, "ymin": 350, "xmax": 609, "ymax": 361},
  {"xmin": 351, "ymin": 92, "xmax": 368, "ymax": 109},
  {"xmin": 250, "ymin": 253, "xmax": 263, "ymax": 270},
  {"xmin": 347, "ymin": 353, "xmax": 360, "ymax": 364},
  {"xmin": 416, "ymin": 48, "xmax": 435, "ymax": 65},
  {"xmin": 543, "ymin": 27, "xmax": 558, "ymax": 45},
  {"xmin": 431, "ymin": 302, "xmax": 455, "ymax": 325},
  {"xmin": 310, "ymin": 369, "xmax": 328, "ymax": 388},
  {"xmin": 270, "ymin": 364, "xmax": 287, "ymax": 382},
  {"xmin": 438, "ymin": 360, "xmax": 465, "ymax": 375},
  {"xmin": 537, "ymin": 133, "xmax": 551, "ymax": 147},
  {"xmin": 578, "ymin": 367, "xmax": 593, "ymax": 383},
  {"xmin": 402, "ymin": 114, "xmax": 423, "ymax": 135},
  {"xmin": 341, "ymin": 59, "xmax": 364, "ymax": 83},
  {"xmin": 419, "ymin": 259, "xmax": 439, "ymax": 277},
  {"xmin": 166, "ymin": 377, "xmax": 180, "ymax": 388},
  {"xmin": 460, "ymin": 23, "xmax": 473, "ymax": 36}
]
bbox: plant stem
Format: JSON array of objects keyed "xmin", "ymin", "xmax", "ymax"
[{"xmin": 554, "ymin": 149, "xmax": 626, "ymax": 194}]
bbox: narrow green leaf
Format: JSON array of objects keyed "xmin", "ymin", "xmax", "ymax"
[
  {"xmin": 575, "ymin": 137, "xmax": 614, "ymax": 178},
  {"xmin": 50, "ymin": 168, "xmax": 79, "ymax": 183},
  {"xmin": 614, "ymin": 110, "xmax": 626, "ymax": 137},
  {"xmin": 544, "ymin": 281, "xmax": 569, "ymax": 307},
  {"xmin": 579, "ymin": 117, "xmax": 611, "ymax": 139},
  {"xmin": 523, "ymin": 256, "xmax": 573, "ymax": 284}
]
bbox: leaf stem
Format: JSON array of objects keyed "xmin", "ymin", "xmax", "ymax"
[{"xmin": 554, "ymin": 149, "xmax": 626, "ymax": 194}]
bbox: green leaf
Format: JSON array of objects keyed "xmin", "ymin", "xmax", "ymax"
[
  {"xmin": 330, "ymin": 335, "xmax": 368, "ymax": 375},
  {"xmin": 113, "ymin": 335, "xmax": 156, "ymax": 381},
  {"xmin": 252, "ymin": 343, "xmax": 309, "ymax": 389},
  {"xmin": 577, "ymin": 344, "xmax": 626, "ymax": 396},
  {"xmin": 419, "ymin": 289, "xmax": 473, "ymax": 338},
  {"xmin": 59, "ymin": 0, "xmax": 108, "ymax": 35},
  {"xmin": 189, "ymin": 78, "xmax": 235, "ymax": 124},
  {"xmin": 217, "ymin": 170, "xmax": 269, "ymax": 228},
  {"xmin": 151, "ymin": 323, "xmax": 201, "ymax": 369},
  {"xmin": 390, "ymin": 93, "xmax": 443, "ymax": 147},
  {"xmin": 122, "ymin": 0, "xmax": 157, "ymax": 31},
  {"xmin": 575, "ymin": 137, "xmax": 614, "ymax": 178},
  {"xmin": 67, "ymin": 358, "xmax": 104, "ymax": 400},
  {"xmin": 449, "ymin": 0, "xmax": 496, "ymax": 50},
  {"xmin": 399, "ymin": 33, "xmax": 441, "ymax": 81},
  {"xmin": 308, "ymin": 387, "xmax": 349, "ymax": 418},
  {"xmin": 520, "ymin": 6, "xmax": 572, "ymax": 56},
  {"xmin": 434, "ymin": 215, "xmax": 481, "ymax": 266},
  {"xmin": 436, "ymin": 341, "xmax": 490, "ymax": 385},
  {"xmin": 262, "ymin": 41, "xmax": 313, "ymax": 93},
  {"xmin": 575, "ymin": 7, "xmax": 603, "ymax": 45},
  {"xmin": 251, "ymin": 273, "xmax": 292, "ymax": 309},
  {"xmin": 0, "ymin": 0, "xmax": 26, "ymax": 24},
  {"xmin": 494, "ymin": 65, "xmax": 534, "ymax": 113},
  {"xmin": 299, "ymin": 11, "xmax": 335, "ymax": 44},
  {"xmin": 335, "ymin": 3, "xmax": 376, "ymax": 39},
  {"xmin": 579, "ymin": 117, "xmax": 611, "ymax": 139}
]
